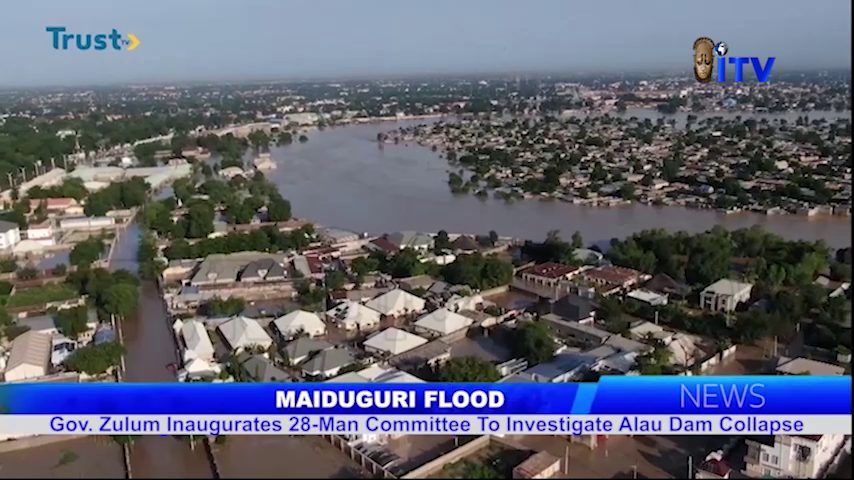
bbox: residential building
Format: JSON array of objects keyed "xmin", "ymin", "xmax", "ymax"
[
  {"xmin": 173, "ymin": 318, "xmax": 215, "ymax": 363},
  {"xmin": 25, "ymin": 221, "xmax": 54, "ymax": 241},
  {"xmin": 58, "ymin": 216, "xmax": 116, "ymax": 231},
  {"xmin": 544, "ymin": 293, "xmax": 598, "ymax": 323},
  {"xmin": 234, "ymin": 352, "xmax": 292, "ymax": 382},
  {"xmin": 0, "ymin": 220, "xmax": 21, "ymax": 250},
  {"xmin": 580, "ymin": 265, "xmax": 650, "ymax": 295},
  {"xmin": 744, "ymin": 434, "xmax": 847, "ymax": 478},
  {"xmin": 272, "ymin": 310, "xmax": 326, "ymax": 339},
  {"xmin": 216, "ymin": 315, "xmax": 273, "ymax": 352},
  {"xmin": 519, "ymin": 262, "xmax": 585, "ymax": 288},
  {"xmin": 449, "ymin": 235, "xmax": 480, "ymax": 253},
  {"xmin": 387, "ymin": 231, "xmax": 434, "ymax": 251},
  {"xmin": 301, "ymin": 348, "xmax": 356, "ymax": 378},
  {"xmin": 364, "ymin": 288, "xmax": 426, "ymax": 316},
  {"xmin": 16, "ymin": 309, "xmax": 99, "ymax": 345},
  {"xmin": 643, "ymin": 273, "xmax": 691, "ymax": 299},
  {"xmin": 283, "ymin": 337, "xmax": 333, "ymax": 365},
  {"xmin": 326, "ymin": 300, "xmax": 382, "ymax": 331},
  {"xmin": 363, "ymin": 327, "xmax": 428, "ymax": 356},
  {"xmin": 626, "ymin": 288, "xmax": 669, "ymax": 307},
  {"xmin": 513, "ymin": 451, "xmax": 561, "ymax": 479},
  {"xmin": 413, "ymin": 308, "xmax": 473, "ymax": 338},
  {"xmin": 4, "ymin": 331, "xmax": 51, "ymax": 382},
  {"xmin": 813, "ymin": 275, "xmax": 851, "ymax": 298},
  {"xmin": 189, "ymin": 252, "xmax": 287, "ymax": 287},
  {"xmin": 389, "ymin": 339, "xmax": 451, "ymax": 371},
  {"xmin": 775, "ymin": 356, "xmax": 845, "ymax": 376},
  {"xmin": 700, "ymin": 279, "xmax": 754, "ymax": 313}
]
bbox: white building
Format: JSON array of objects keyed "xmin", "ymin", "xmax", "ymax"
[
  {"xmin": 364, "ymin": 288, "xmax": 426, "ymax": 317},
  {"xmin": 626, "ymin": 288, "xmax": 668, "ymax": 307},
  {"xmin": 25, "ymin": 221, "xmax": 54, "ymax": 241},
  {"xmin": 700, "ymin": 279, "xmax": 754, "ymax": 313},
  {"xmin": 59, "ymin": 216, "xmax": 116, "ymax": 231},
  {"xmin": 326, "ymin": 301, "xmax": 381, "ymax": 331},
  {"xmin": 413, "ymin": 308, "xmax": 474, "ymax": 337},
  {"xmin": 216, "ymin": 316, "xmax": 273, "ymax": 352},
  {"xmin": 3, "ymin": 331, "xmax": 51, "ymax": 382},
  {"xmin": 363, "ymin": 327, "xmax": 427, "ymax": 356},
  {"xmin": 0, "ymin": 220, "xmax": 21, "ymax": 250},
  {"xmin": 745, "ymin": 434, "xmax": 847, "ymax": 478},
  {"xmin": 272, "ymin": 310, "xmax": 326, "ymax": 339},
  {"xmin": 775, "ymin": 356, "xmax": 845, "ymax": 376},
  {"xmin": 174, "ymin": 319, "xmax": 215, "ymax": 362}
]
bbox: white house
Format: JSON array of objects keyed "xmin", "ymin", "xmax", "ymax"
[
  {"xmin": 413, "ymin": 308, "xmax": 474, "ymax": 337},
  {"xmin": 744, "ymin": 434, "xmax": 847, "ymax": 478},
  {"xmin": 0, "ymin": 220, "xmax": 21, "ymax": 250},
  {"xmin": 174, "ymin": 318, "xmax": 215, "ymax": 362},
  {"xmin": 700, "ymin": 279, "xmax": 754, "ymax": 312},
  {"xmin": 365, "ymin": 288, "xmax": 426, "ymax": 317},
  {"xmin": 272, "ymin": 310, "xmax": 326, "ymax": 339},
  {"xmin": 3, "ymin": 331, "xmax": 51, "ymax": 382},
  {"xmin": 326, "ymin": 365, "xmax": 424, "ymax": 444},
  {"xmin": 25, "ymin": 221, "xmax": 54, "ymax": 241},
  {"xmin": 216, "ymin": 316, "xmax": 273, "ymax": 352},
  {"xmin": 363, "ymin": 327, "xmax": 427, "ymax": 356},
  {"xmin": 326, "ymin": 301, "xmax": 381, "ymax": 331}
]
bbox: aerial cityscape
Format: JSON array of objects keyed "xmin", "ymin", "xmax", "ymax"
[{"xmin": 0, "ymin": 0, "xmax": 850, "ymax": 479}]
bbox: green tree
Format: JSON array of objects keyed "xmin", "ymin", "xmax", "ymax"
[
  {"xmin": 64, "ymin": 342, "xmax": 125, "ymax": 375},
  {"xmin": 513, "ymin": 321, "xmax": 556, "ymax": 365},
  {"xmin": 103, "ymin": 284, "xmax": 139, "ymax": 318},
  {"xmin": 205, "ymin": 297, "xmax": 245, "ymax": 317},
  {"xmin": 185, "ymin": 200, "xmax": 215, "ymax": 238},
  {"xmin": 69, "ymin": 238, "xmax": 104, "ymax": 268},
  {"xmin": 55, "ymin": 306, "xmax": 90, "ymax": 340},
  {"xmin": 570, "ymin": 230, "xmax": 584, "ymax": 249},
  {"xmin": 436, "ymin": 357, "xmax": 501, "ymax": 382},
  {"xmin": 325, "ymin": 270, "xmax": 348, "ymax": 290},
  {"xmin": 435, "ymin": 230, "xmax": 451, "ymax": 251}
]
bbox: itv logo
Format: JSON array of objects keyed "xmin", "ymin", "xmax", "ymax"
[
  {"xmin": 693, "ymin": 37, "xmax": 774, "ymax": 83},
  {"xmin": 46, "ymin": 26, "xmax": 140, "ymax": 51}
]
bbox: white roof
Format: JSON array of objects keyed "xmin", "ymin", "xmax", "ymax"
[
  {"xmin": 365, "ymin": 288, "xmax": 426, "ymax": 316},
  {"xmin": 776, "ymin": 356, "xmax": 845, "ymax": 376},
  {"xmin": 273, "ymin": 310, "xmax": 326, "ymax": 336},
  {"xmin": 703, "ymin": 279, "xmax": 753, "ymax": 295},
  {"xmin": 414, "ymin": 308, "xmax": 474, "ymax": 335},
  {"xmin": 626, "ymin": 289, "xmax": 668, "ymax": 304},
  {"xmin": 217, "ymin": 316, "xmax": 273, "ymax": 351},
  {"xmin": 180, "ymin": 319, "xmax": 215, "ymax": 361},
  {"xmin": 363, "ymin": 327, "xmax": 427, "ymax": 355},
  {"xmin": 326, "ymin": 301, "xmax": 381, "ymax": 328},
  {"xmin": 5, "ymin": 331, "xmax": 51, "ymax": 373},
  {"xmin": 326, "ymin": 364, "xmax": 424, "ymax": 384}
]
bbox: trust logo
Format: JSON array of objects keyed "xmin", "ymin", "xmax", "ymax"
[{"xmin": 46, "ymin": 26, "xmax": 140, "ymax": 51}]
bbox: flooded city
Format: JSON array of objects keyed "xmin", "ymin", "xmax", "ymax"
[{"xmin": 263, "ymin": 113, "xmax": 852, "ymax": 249}]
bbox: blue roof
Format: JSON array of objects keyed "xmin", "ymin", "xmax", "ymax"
[{"xmin": 94, "ymin": 326, "xmax": 116, "ymax": 345}]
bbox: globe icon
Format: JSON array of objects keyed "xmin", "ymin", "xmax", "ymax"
[{"xmin": 715, "ymin": 42, "xmax": 728, "ymax": 56}]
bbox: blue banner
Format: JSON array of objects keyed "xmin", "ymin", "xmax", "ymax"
[{"xmin": 1, "ymin": 376, "xmax": 849, "ymax": 415}]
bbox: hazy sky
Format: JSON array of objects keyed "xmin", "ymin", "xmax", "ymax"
[{"xmin": 0, "ymin": 0, "xmax": 850, "ymax": 87}]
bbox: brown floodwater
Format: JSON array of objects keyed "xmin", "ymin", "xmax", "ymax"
[
  {"xmin": 0, "ymin": 437, "xmax": 124, "ymax": 479},
  {"xmin": 109, "ymin": 224, "xmax": 214, "ymax": 478},
  {"xmin": 262, "ymin": 114, "xmax": 851, "ymax": 249}
]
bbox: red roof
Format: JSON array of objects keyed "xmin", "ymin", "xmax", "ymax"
[
  {"xmin": 584, "ymin": 265, "xmax": 644, "ymax": 285},
  {"xmin": 42, "ymin": 198, "xmax": 78, "ymax": 210},
  {"xmin": 306, "ymin": 255, "xmax": 323, "ymax": 274},
  {"xmin": 700, "ymin": 459, "xmax": 731, "ymax": 477},
  {"xmin": 521, "ymin": 262, "xmax": 580, "ymax": 279},
  {"xmin": 370, "ymin": 237, "xmax": 398, "ymax": 253}
]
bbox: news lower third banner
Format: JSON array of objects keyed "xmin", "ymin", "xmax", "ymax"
[{"xmin": 1, "ymin": 376, "xmax": 850, "ymax": 436}]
